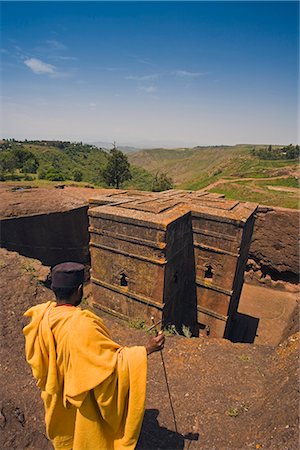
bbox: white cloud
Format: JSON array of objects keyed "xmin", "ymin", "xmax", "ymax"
[
  {"xmin": 46, "ymin": 39, "xmax": 67, "ymax": 51},
  {"xmin": 24, "ymin": 58, "xmax": 56, "ymax": 74},
  {"xmin": 137, "ymin": 85, "xmax": 157, "ymax": 94},
  {"xmin": 136, "ymin": 58, "xmax": 154, "ymax": 66},
  {"xmin": 174, "ymin": 70, "xmax": 206, "ymax": 78},
  {"xmin": 126, "ymin": 74, "xmax": 159, "ymax": 81},
  {"xmin": 58, "ymin": 56, "xmax": 79, "ymax": 61}
]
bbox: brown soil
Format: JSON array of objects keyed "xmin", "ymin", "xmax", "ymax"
[
  {"xmin": 0, "ymin": 249, "xmax": 299, "ymax": 450},
  {"xmin": 266, "ymin": 186, "xmax": 299, "ymax": 193}
]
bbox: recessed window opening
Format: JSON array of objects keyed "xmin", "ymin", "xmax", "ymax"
[
  {"xmin": 204, "ymin": 265, "xmax": 214, "ymax": 279},
  {"xmin": 120, "ymin": 273, "xmax": 128, "ymax": 287},
  {"xmin": 174, "ymin": 272, "xmax": 178, "ymax": 283}
]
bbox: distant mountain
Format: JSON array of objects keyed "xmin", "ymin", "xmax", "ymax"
[
  {"xmin": 128, "ymin": 144, "xmax": 299, "ymax": 190},
  {"xmin": 88, "ymin": 141, "xmax": 141, "ymax": 154}
]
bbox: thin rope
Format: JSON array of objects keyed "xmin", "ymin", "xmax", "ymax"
[
  {"xmin": 159, "ymin": 349, "xmax": 178, "ymax": 434},
  {"xmin": 151, "ymin": 317, "xmax": 178, "ymax": 434}
]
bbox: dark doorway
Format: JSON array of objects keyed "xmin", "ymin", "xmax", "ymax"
[{"xmin": 120, "ymin": 272, "xmax": 128, "ymax": 287}]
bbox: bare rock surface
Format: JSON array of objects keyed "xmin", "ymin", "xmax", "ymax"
[
  {"xmin": 248, "ymin": 206, "xmax": 299, "ymax": 282},
  {"xmin": 238, "ymin": 283, "xmax": 298, "ymax": 345},
  {"xmin": 0, "ymin": 249, "xmax": 298, "ymax": 449},
  {"xmin": 1, "ymin": 184, "xmax": 298, "ymax": 285},
  {"xmin": 0, "ymin": 185, "xmax": 112, "ymax": 218}
]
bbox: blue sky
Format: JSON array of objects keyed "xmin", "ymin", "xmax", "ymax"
[{"xmin": 1, "ymin": 1, "xmax": 299, "ymax": 147}]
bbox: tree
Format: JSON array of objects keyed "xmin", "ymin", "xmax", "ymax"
[
  {"xmin": 22, "ymin": 157, "xmax": 39, "ymax": 174},
  {"xmin": 38, "ymin": 168, "xmax": 47, "ymax": 179},
  {"xmin": 44, "ymin": 168, "xmax": 65, "ymax": 181},
  {"xmin": 103, "ymin": 144, "xmax": 132, "ymax": 189},
  {"xmin": 73, "ymin": 169, "xmax": 83, "ymax": 182},
  {"xmin": 152, "ymin": 172, "xmax": 173, "ymax": 192},
  {"xmin": 285, "ymin": 144, "xmax": 299, "ymax": 160},
  {"xmin": 0, "ymin": 151, "xmax": 18, "ymax": 173}
]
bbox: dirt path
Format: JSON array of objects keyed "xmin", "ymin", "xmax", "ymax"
[
  {"xmin": 266, "ymin": 185, "xmax": 299, "ymax": 193},
  {"xmin": 201, "ymin": 175, "xmax": 296, "ymax": 192},
  {"xmin": 0, "ymin": 249, "xmax": 298, "ymax": 450}
]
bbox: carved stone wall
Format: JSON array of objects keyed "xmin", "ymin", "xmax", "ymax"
[
  {"xmin": 0, "ymin": 206, "xmax": 90, "ymax": 267},
  {"xmin": 248, "ymin": 206, "xmax": 299, "ymax": 283},
  {"xmin": 89, "ymin": 190, "xmax": 257, "ymax": 338}
]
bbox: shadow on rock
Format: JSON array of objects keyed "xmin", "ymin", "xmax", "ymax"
[
  {"xmin": 228, "ymin": 312, "xmax": 259, "ymax": 344},
  {"xmin": 137, "ymin": 409, "xmax": 185, "ymax": 449}
]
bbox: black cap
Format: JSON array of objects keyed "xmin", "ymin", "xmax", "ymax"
[{"xmin": 51, "ymin": 262, "xmax": 85, "ymax": 289}]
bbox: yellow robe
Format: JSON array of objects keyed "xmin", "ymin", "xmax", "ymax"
[{"xmin": 23, "ymin": 302, "xmax": 147, "ymax": 450}]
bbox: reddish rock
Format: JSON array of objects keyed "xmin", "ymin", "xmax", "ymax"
[{"xmin": 249, "ymin": 206, "xmax": 299, "ymax": 282}]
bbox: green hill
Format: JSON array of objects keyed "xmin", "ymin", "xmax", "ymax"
[
  {"xmin": 129, "ymin": 145, "xmax": 297, "ymax": 187},
  {"xmin": 0, "ymin": 140, "xmax": 154, "ymax": 190},
  {"xmin": 1, "ymin": 141, "xmax": 298, "ymax": 208},
  {"xmin": 128, "ymin": 144, "xmax": 299, "ymax": 208}
]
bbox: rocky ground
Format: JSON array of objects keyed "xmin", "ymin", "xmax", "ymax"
[
  {"xmin": 0, "ymin": 248, "xmax": 299, "ymax": 450},
  {"xmin": 0, "ymin": 184, "xmax": 110, "ymax": 218},
  {"xmin": 1, "ymin": 184, "xmax": 298, "ymax": 287}
]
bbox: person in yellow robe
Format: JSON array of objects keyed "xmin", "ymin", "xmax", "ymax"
[{"xmin": 23, "ymin": 262, "xmax": 165, "ymax": 450}]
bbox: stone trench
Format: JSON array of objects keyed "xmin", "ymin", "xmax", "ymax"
[
  {"xmin": 0, "ymin": 202, "xmax": 298, "ymax": 283},
  {"xmin": 0, "ymin": 198, "xmax": 298, "ymax": 345}
]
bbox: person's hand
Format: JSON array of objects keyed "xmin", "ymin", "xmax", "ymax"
[{"xmin": 145, "ymin": 331, "xmax": 165, "ymax": 355}]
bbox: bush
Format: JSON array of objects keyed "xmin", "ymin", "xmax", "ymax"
[
  {"xmin": 44, "ymin": 169, "xmax": 65, "ymax": 181},
  {"xmin": 38, "ymin": 168, "xmax": 47, "ymax": 179},
  {"xmin": 73, "ymin": 169, "xmax": 83, "ymax": 182},
  {"xmin": 23, "ymin": 174, "xmax": 34, "ymax": 181},
  {"xmin": 152, "ymin": 172, "xmax": 173, "ymax": 192},
  {"xmin": 6, "ymin": 173, "xmax": 22, "ymax": 181},
  {"xmin": 0, "ymin": 151, "xmax": 18, "ymax": 173},
  {"xmin": 252, "ymin": 144, "xmax": 300, "ymax": 160},
  {"xmin": 22, "ymin": 157, "xmax": 39, "ymax": 174}
]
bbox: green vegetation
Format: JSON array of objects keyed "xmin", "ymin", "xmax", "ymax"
[
  {"xmin": 151, "ymin": 172, "xmax": 173, "ymax": 192},
  {"xmin": 1, "ymin": 140, "xmax": 298, "ymax": 208},
  {"xmin": 127, "ymin": 318, "xmax": 148, "ymax": 331},
  {"xmin": 73, "ymin": 169, "xmax": 83, "ymax": 182},
  {"xmin": 254, "ymin": 177, "xmax": 299, "ymax": 189},
  {"xmin": 129, "ymin": 145, "xmax": 243, "ymax": 186},
  {"xmin": 182, "ymin": 324, "xmax": 192, "ymax": 338},
  {"xmin": 123, "ymin": 165, "xmax": 154, "ymax": 190},
  {"xmin": 0, "ymin": 139, "xmax": 155, "ymax": 190},
  {"xmin": 226, "ymin": 404, "xmax": 250, "ymax": 418},
  {"xmin": 129, "ymin": 145, "xmax": 299, "ymax": 187},
  {"xmin": 128, "ymin": 144, "xmax": 299, "ymax": 208},
  {"xmin": 251, "ymin": 144, "xmax": 300, "ymax": 160},
  {"xmin": 22, "ymin": 263, "xmax": 37, "ymax": 279},
  {"xmin": 226, "ymin": 408, "xmax": 239, "ymax": 417},
  {"xmin": 103, "ymin": 144, "xmax": 132, "ymax": 189},
  {"xmin": 0, "ymin": 144, "xmax": 39, "ymax": 180},
  {"xmin": 239, "ymin": 354, "xmax": 251, "ymax": 362},
  {"xmin": 163, "ymin": 325, "xmax": 179, "ymax": 336},
  {"xmin": 211, "ymin": 180, "xmax": 299, "ymax": 209}
]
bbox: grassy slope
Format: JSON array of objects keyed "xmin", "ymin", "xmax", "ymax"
[
  {"xmin": 8, "ymin": 143, "xmax": 298, "ymax": 208},
  {"xmin": 129, "ymin": 145, "xmax": 298, "ymax": 184},
  {"xmin": 129, "ymin": 145, "xmax": 299, "ymax": 208},
  {"xmin": 211, "ymin": 180, "xmax": 299, "ymax": 209},
  {"xmin": 23, "ymin": 143, "xmax": 153, "ymax": 189},
  {"xmin": 129, "ymin": 145, "xmax": 246, "ymax": 186}
]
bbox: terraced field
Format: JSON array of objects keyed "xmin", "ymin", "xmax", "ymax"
[
  {"xmin": 210, "ymin": 177, "xmax": 299, "ymax": 209},
  {"xmin": 129, "ymin": 145, "xmax": 299, "ymax": 209}
]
